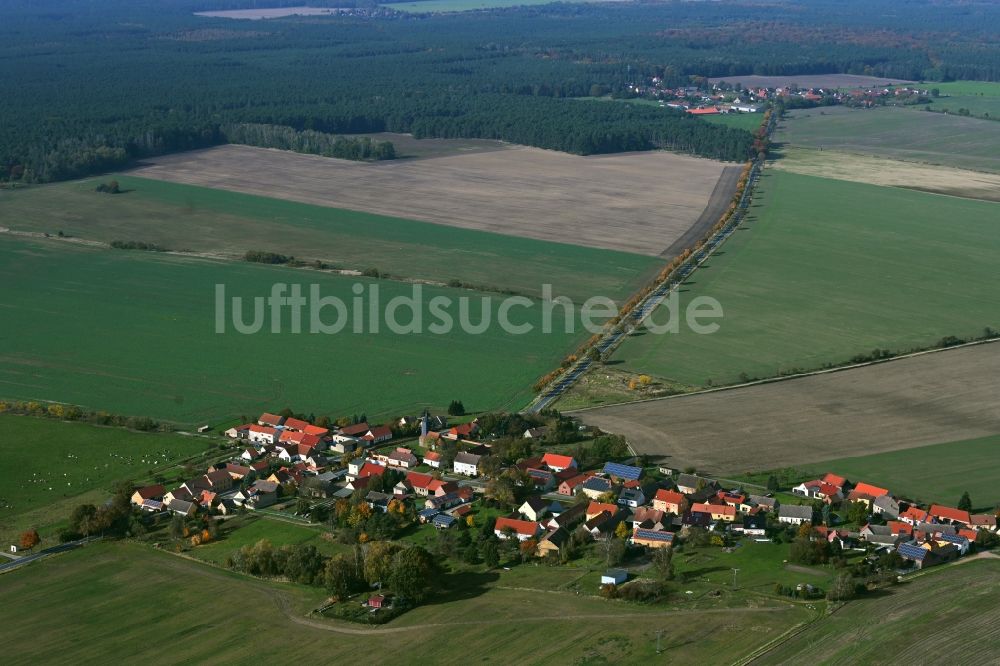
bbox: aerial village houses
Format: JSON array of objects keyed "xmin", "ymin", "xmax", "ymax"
[
  {"xmin": 453, "ymin": 451, "xmax": 482, "ymax": 477},
  {"xmin": 494, "ymin": 517, "xmax": 541, "ymax": 542},
  {"xmin": 778, "ymin": 504, "xmax": 813, "ymax": 526}
]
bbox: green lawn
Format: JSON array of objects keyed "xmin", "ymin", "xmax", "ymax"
[
  {"xmin": 762, "ymin": 559, "xmax": 1000, "ymax": 665},
  {"xmin": 0, "ymin": 175, "xmax": 658, "ymax": 305},
  {"xmin": 614, "ymin": 171, "xmax": 1000, "ymax": 386},
  {"xmin": 0, "ymin": 541, "xmax": 812, "ymax": 664},
  {"xmin": 800, "ymin": 434, "xmax": 1000, "ymax": 509},
  {"xmin": 674, "ymin": 541, "xmax": 832, "ymax": 596},
  {"xmin": 190, "ymin": 516, "xmax": 349, "ymax": 565},
  {"xmin": 0, "ymin": 414, "xmax": 212, "ymax": 545},
  {"xmin": 775, "ymin": 105, "xmax": 1000, "ymax": 173},
  {"xmin": 0, "ymin": 235, "xmax": 584, "ymax": 425}
]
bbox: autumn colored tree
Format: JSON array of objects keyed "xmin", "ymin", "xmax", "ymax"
[{"xmin": 19, "ymin": 528, "xmax": 40, "ymax": 551}]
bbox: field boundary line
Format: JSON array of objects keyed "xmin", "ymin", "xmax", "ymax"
[{"xmin": 563, "ymin": 337, "xmax": 1000, "ymax": 415}]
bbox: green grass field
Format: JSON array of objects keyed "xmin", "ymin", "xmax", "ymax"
[
  {"xmin": 926, "ymin": 81, "xmax": 1000, "ymax": 97},
  {"xmin": 190, "ymin": 516, "xmax": 349, "ymax": 565},
  {"xmin": 0, "ymin": 234, "xmax": 584, "ymax": 425},
  {"xmin": 0, "ymin": 541, "xmax": 812, "ymax": 663},
  {"xmin": 0, "ymin": 414, "xmax": 212, "ymax": 545},
  {"xmin": 0, "ymin": 175, "xmax": 658, "ymax": 305},
  {"xmin": 614, "ymin": 171, "xmax": 1000, "ymax": 386},
  {"xmin": 761, "ymin": 558, "xmax": 1000, "ymax": 664},
  {"xmin": 702, "ymin": 112, "xmax": 766, "ymax": 132},
  {"xmin": 800, "ymin": 434, "xmax": 1000, "ymax": 509},
  {"xmin": 775, "ymin": 105, "xmax": 1000, "ymax": 173}
]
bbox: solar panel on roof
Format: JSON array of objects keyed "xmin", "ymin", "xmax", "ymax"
[
  {"xmin": 603, "ymin": 462, "xmax": 642, "ymax": 480},
  {"xmin": 898, "ymin": 543, "xmax": 927, "ymax": 559},
  {"xmin": 635, "ymin": 529, "xmax": 674, "ymax": 542}
]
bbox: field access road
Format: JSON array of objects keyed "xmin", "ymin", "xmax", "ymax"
[{"xmin": 530, "ymin": 112, "xmax": 775, "ymax": 412}]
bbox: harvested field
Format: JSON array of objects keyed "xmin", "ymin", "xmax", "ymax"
[
  {"xmin": 708, "ymin": 74, "xmax": 912, "ymax": 89},
  {"xmin": 775, "ymin": 105, "xmax": 1000, "ymax": 173},
  {"xmin": 130, "ymin": 144, "xmax": 732, "ymax": 256},
  {"xmin": 574, "ymin": 343, "xmax": 1000, "ymax": 475},
  {"xmin": 1, "ymin": 175, "xmax": 658, "ymax": 305},
  {"xmin": 770, "ymin": 146, "xmax": 1000, "ymax": 202}
]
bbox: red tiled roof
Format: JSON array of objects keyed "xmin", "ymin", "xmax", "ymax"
[
  {"xmin": 248, "ymin": 425, "xmax": 276, "ymax": 435},
  {"xmin": 449, "ymin": 423, "xmax": 478, "ymax": 437},
  {"xmin": 134, "ymin": 484, "xmax": 165, "ymax": 499},
  {"xmin": 687, "ymin": 107, "xmax": 720, "ymax": 115},
  {"xmin": 258, "ymin": 413, "xmax": 284, "ymax": 426},
  {"xmin": 405, "ymin": 471, "xmax": 434, "ymax": 489},
  {"xmin": 358, "ymin": 462, "xmax": 386, "ymax": 478},
  {"xmin": 283, "ymin": 417, "xmax": 310, "ymax": 431},
  {"xmin": 818, "ymin": 483, "xmax": 841, "ymax": 497},
  {"xmin": 959, "ymin": 528, "xmax": 980, "ymax": 541},
  {"xmin": 495, "ymin": 517, "xmax": 540, "ymax": 537},
  {"xmin": 971, "ymin": 514, "xmax": 997, "ymax": 528},
  {"xmin": 340, "ymin": 422, "xmax": 371, "ymax": 436},
  {"xmin": 541, "ymin": 453, "xmax": 575, "ymax": 470},
  {"xmin": 851, "ymin": 482, "xmax": 890, "ymax": 498},
  {"xmin": 900, "ymin": 506, "xmax": 928, "ymax": 522},
  {"xmin": 423, "ymin": 451, "xmax": 441, "ymax": 461},
  {"xmin": 587, "ymin": 501, "xmax": 618, "ymax": 518},
  {"xmin": 364, "ymin": 425, "xmax": 393, "ymax": 440},
  {"xmin": 654, "ymin": 489, "xmax": 685, "ymax": 507},
  {"xmin": 691, "ymin": 502, "xmax": 736, "ymax": 517},
  {"xmin": 929, "ymin": 504, "xmax": 971, "ymax": 524},
  {"xmin": 887, "ymin": 521, "xmax": 912, "ymax": 535}
]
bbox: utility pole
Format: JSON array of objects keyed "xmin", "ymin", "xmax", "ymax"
[
  {"xmin": 655, "ymin": 630, "xmax": 664, "ymax": 655},
  {"xmin": 732, "ymin": 567, "xmax": 740, "ymax": 589}
]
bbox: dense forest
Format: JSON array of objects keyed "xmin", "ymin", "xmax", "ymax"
[{"xmin": 2, "ymin": 0, "xmax": 999, "ymax": 182}]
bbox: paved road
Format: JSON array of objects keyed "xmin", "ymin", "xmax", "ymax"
[{"xmin": 0, "ymin": 537, "xmax": 99, "ymax": 574}]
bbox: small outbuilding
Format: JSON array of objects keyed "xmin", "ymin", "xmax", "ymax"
[{"xmin": 601, "ymin": 569, "xmax": 628, "ymax": 586}]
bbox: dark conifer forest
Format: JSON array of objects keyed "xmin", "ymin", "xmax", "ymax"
[{"xmin": 2, "ymin": 0, "xmax": 1000, "ymax": 182}]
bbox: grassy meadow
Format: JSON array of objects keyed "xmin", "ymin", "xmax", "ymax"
[
  {"xmin": 0, "ymin": 175, "xmax": 658, "ymax": 305},
  {"xmin": 0, "ymin": 414, "xmax": 213, "ymax": 545},
  {"xmin": 701, "ymin": 112, "xmax": 766, "ymax": 132},
  {"xmin": 800, "ymin": 434, "xmax": 1000, "ymax": 509},
  {"xmin": 614, "ymin": 171, "xmax": 1000, "ymax": 386},
  {"xmin": 0, "ymin": 541, "xmax": 814, "ymax": 664},
  {"xmin": 761, "ymin": 558, "xmax": 1000, "ymax": 665},
  {"xmin": 190, "ymin": 516, "xmax": 350, "ymax": 565},
  {"xmin": 0, "ymin": 234, "xmax": 584, "ymax": 425},
  {"xmin": 775, "ymin": 105, "xmax": 1000, "ymax": 173}
]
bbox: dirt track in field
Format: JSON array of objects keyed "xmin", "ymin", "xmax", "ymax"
[
  {"xmin": 130, "ymin": 144, "xmax": 731, "ymax": 256},
  {"xmin": 574, "ymin": 343, "xmax": 1000, "ymax": 474}
]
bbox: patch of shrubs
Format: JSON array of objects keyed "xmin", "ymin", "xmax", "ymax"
[
  {"xmin": 244, "ymin": 250, "xmax": 290, "ymax": 264},
  {"xmin": 0, "ymin": 399, "xmax": 169, "ymax": 432},
  {"xmin": 95, "ymin": 180, "xmax": 121, "ymax": 194},
  {"xmin": 110, "ymin": 240, "xmax": 168, "ymax": 252}
]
